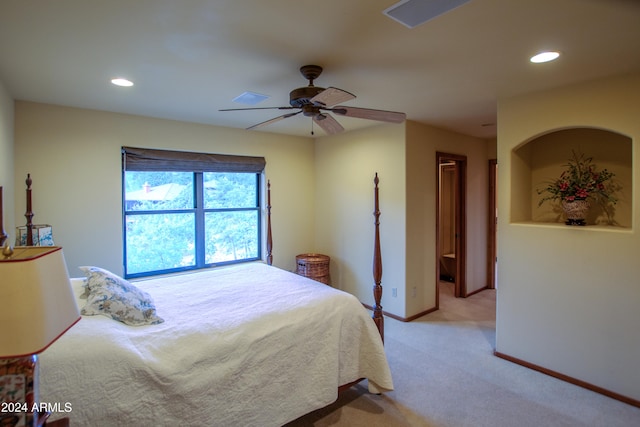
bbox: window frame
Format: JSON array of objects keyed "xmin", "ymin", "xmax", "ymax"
[{"xmin": 121, "ymin": 147, "xmax": 265, "ymax": 278}]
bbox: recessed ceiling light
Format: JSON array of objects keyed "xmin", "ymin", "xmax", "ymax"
[
  {"xmin": 530, "ymin": 51, "xmax": 560, "ymax": 63},
  {"xmin": 111, "ymin": 78, "xmax": 134, "ymax": 87}
]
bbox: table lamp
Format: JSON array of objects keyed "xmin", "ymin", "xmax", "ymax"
[{"xmin": 0, "ymin": 246, "xmax": 80, "ymax": 427}]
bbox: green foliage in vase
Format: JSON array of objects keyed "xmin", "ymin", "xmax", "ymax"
[{"xmin": 537, "ymin": 151, "xmax": 617, "ymax": 207}]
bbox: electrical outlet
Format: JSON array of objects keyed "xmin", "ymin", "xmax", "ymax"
[
  {"xmin": 412, "ymin": 287, "xmax": 417, "ymax": 298},
  {"xmin": 392, "ymin": 288, "xmax": 398, "ymax": 297}
]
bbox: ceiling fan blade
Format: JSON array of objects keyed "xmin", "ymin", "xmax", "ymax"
[
  {"xmin": 246, "ymin": 111, "xmax": 301, "ymax": 130},
  {"xmin": 313, "ymin": 113, "xmax": 344, "ymax": 135},
  {"xmin": 331, "ymin": 106, "xmax": 406, "ymax": 123},
  {"xmin": 219, "ymin": 106, "xmax": 296, "ymax": 112},
  {"xmin": 310, "ymin": 87, "xmax": 356, "ymax": 108}
]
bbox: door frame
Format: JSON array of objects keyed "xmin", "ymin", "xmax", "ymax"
[
  {"xmin": 487, "ymin": 159, "xmax": 497, "ymax": 289},
  {"xmin": 436, "ymin": 152, "xmax": 467, "ymax": 300}
]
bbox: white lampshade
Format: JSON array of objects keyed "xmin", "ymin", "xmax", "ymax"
[{"xmin": 0, "ymin": 246, "xmax": 80, "ymax": 358}]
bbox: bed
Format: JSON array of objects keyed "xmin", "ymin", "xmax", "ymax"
[{"xmin": 4, "ymin": 174, "xmax": 392, "ymax": 426}]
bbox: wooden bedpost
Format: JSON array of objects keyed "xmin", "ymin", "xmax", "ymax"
[
  {"xmin": 372, "ymin": 173, "xmax": 384, "ymax": 342},
  {"xmin": 266, "ymin": 180, "xmax": 273, "ymax": 266},
  {"xmin": 25, "ymin": 174, "xmax": 34, "ymax": 246},
  {"xmin": 0, "ymin": 186, "xmax": 7, "ymax": 246}
]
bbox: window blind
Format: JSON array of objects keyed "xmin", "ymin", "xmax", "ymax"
[{"xmin": 122, "ymin": 147, "xmax": 266, "ymax": 173}]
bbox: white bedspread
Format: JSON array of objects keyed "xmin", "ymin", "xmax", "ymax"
[{"xmin": 40, "ymin": 262, "xmax": 393, "ymax": 426}]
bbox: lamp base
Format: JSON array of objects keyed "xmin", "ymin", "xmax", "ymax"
[{"xmin": 0, "ymin": 355, "xmax": 44, "ymax": 427}]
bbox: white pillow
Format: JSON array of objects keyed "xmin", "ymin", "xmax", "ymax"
[
  {"xmin": 79, "ymin": 266, "xmax": 164, "ymax": 326},
  {"xmin": 70, "ymin": 277, "xmax": 88, "ymax": 303}
]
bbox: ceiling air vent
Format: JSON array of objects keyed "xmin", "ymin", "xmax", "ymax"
[
  {"xmin": 383, "ymin": 0, "xmax": 472, "ymax": 29},
  {"xmin": 232, "ymin": 91, "xmax": 270, "ymax": 106}
]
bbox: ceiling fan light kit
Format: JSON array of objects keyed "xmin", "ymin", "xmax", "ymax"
[{"xmin": 221, "ymin": 65, "xmax": 406, "ymax": 135}]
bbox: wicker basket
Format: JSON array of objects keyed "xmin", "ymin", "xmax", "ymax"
[{"xmin": 296, "ymin": 253, "xmax": 331, "ymax": 285}]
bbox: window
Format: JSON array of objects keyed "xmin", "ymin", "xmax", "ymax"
[{"xmin": 122, "ymin": 147, "xmax": 266, "ymax": 278}]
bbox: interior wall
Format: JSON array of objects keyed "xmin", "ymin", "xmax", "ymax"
[
  {"xmin": 314, "ymin": 123, "xmax": 407, "ymax": 317},
  {"xmin": 12, "ymin": 100, "xmax": 492, "ymax": 321},
  {"xmin": 314, "ymin": 120, "xmax": 490, "ymax": 319},
  {"xmin": 405, "ymin": 121, "xmax": 489, "ymax": 318},
  {"xmin": 13, "ymin": 101, "xmax": 316, "ymax": 276},
  {"xmin": 496, "ymin": 72, "xmax": 640, "ymax": 401},
  {"xmin": 0, "ymin": 80, "xmax": 14, "ymax": 236}
]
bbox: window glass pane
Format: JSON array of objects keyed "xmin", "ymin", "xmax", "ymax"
[
  {"xmin": 125, "ymin": 213, "xmax": 195, "ymax": 274},
  {"xmin": 205, "ymin": 211, "xmax": 258, "ymax": 263},
  {"xmin": 204, "ymin": 172, "xmax": 257, "ymax": 209},
  {"xmin": 125, "ymin": 171, "xmax": 193, "ymax": 211},
  {"xmin": 122, "ymin": 164, "xmax": 262, "ymax": 277}
]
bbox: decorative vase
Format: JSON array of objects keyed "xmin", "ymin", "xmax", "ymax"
[{"xmin": 561, "ymin": 199, "xmax": 590, "ymax": 226}]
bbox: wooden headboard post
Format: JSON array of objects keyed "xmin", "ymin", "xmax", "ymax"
[
  {"xmin": 266, "ymin": 180, "xmax": 273, "ymax": 266},
  {"xmin": 0, "ymin": 186, "xmax": 7, "ymax": 246},
  {"xmin": 372, "ymin": 173, "xmax": 384, "ymax": 342},
  {"xmin": 25, "ymin": 174, "xmax": 35, "ymax": 246}
]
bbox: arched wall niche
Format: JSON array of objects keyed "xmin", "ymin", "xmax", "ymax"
[{"xmin": 511, "ymin": 126, "xmax": 632, "ymax": 228}]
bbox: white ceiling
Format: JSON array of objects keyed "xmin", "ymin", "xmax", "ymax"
[{"xmin": 1, "ymin": 0, "xmax": 640, "ymax": 139}]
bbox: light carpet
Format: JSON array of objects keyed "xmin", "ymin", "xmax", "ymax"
[{"xmin": 286, "ymin": 282, "xmax": 640, "ymax": 426}]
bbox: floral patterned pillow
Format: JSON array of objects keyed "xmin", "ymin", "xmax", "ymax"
[{"xmin": 79, "ymin": 266, "xmax": 164, "ymax": 326}]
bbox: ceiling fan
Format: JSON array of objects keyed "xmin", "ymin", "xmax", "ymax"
[{"xmin": 220, "ymin": 65, "xmax": 406, "ymax": 135}]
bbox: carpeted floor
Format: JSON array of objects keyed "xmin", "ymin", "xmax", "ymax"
[{"xmin": 286, "ymin": 282, "xmax": 640, "ymax": 426}]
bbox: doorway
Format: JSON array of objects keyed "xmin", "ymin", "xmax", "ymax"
[{"xmin": 436, "ymin": 152, "xmax": 467, "ymax": 303}]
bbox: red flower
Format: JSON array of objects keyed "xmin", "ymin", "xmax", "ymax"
[{"xmin": 537, "ymin": 151, "xmax": 617, "ymax": 208}]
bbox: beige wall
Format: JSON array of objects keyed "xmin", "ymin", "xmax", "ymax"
[
  {"xmin": 406, "ymin": 121, "xmax": 490, "ymax": 317},
  {"xmin": 0, "ymin": 81, "xmax": 14, "ymax": 234},
  {"xmin": 496, "ymin": 72, "xmax": 640, "ymax": 401},
  {"xmin": 12, "ymin": 101, "xmax": 491, "ymax": 321},
  {"xmin": 314, "ymin": 124, "xmax": 407, "ymax": 315},
  {"xmin": 13, "ymin": 101, "xmax": 316, "ymax": 276},
  {"xmin": 315, "ymin": 120, "xmax": 489, "ymax": 319}
]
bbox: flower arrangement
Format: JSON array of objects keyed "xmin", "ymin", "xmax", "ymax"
[{"xmin": 537, "ymin": 151, "xmax": 617, "ymax": 207}]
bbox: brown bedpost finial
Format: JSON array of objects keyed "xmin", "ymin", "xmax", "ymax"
[
  {"xmin": 372, "ymin": 173, "xmax": 384, "ymax": 342},
  {"xmin": 25, "ymin": 173, "xmax": 34, "ymax": 246},
  {"xmin": 266, "ymin": 180, "xmax": 273, "ymax": 266}
]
